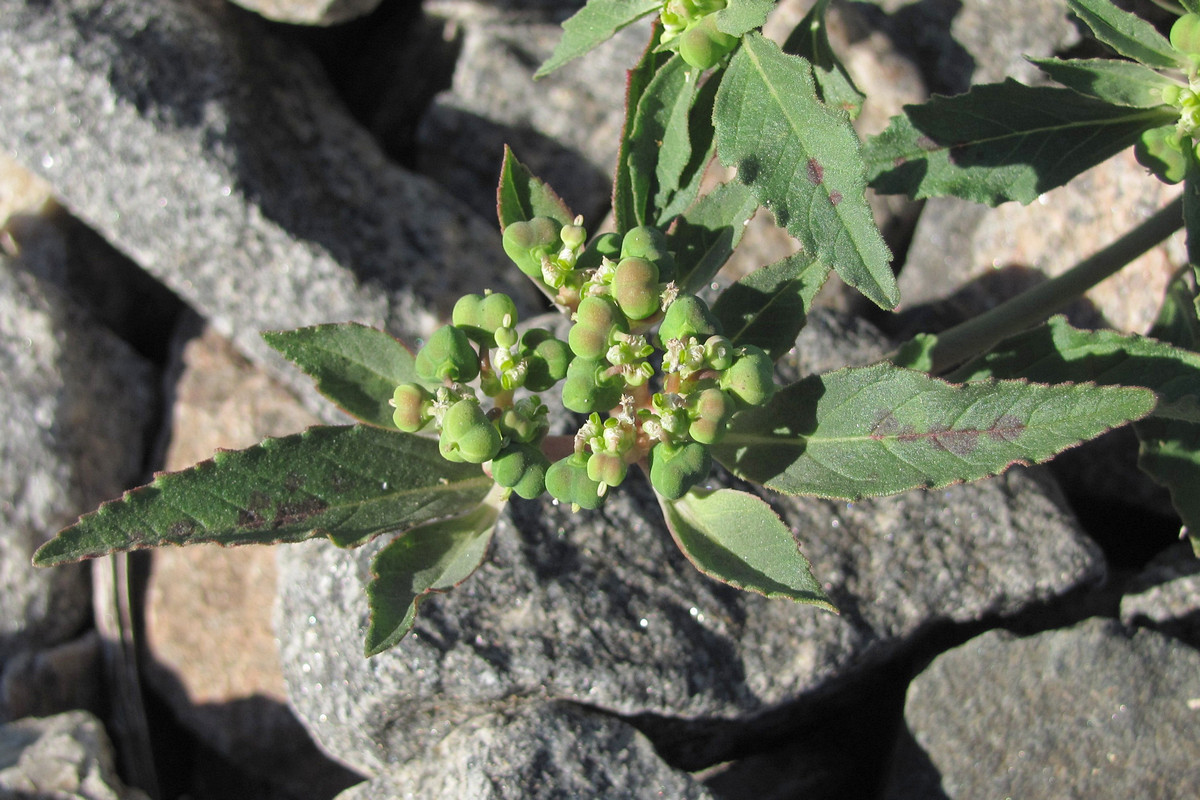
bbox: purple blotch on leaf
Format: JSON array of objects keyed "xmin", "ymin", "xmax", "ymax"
[{"xmin": 807, "ymin": 158, "xmax": 824, "ymax": 185}]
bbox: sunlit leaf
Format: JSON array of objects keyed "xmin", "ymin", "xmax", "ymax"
[
  {"xmin": 33, "ymin": 426, "xmax": 493, "ymax": 565},
  {"xmin": 614, "ymin": 31, "xmax": 674, "ymax": 233},
  {"xmin": 781, "ymin": 0, "xmax": 864, "ymax": 119},
  {"xmin": 262, "ymin": 323, "xmax": 420, "ymax": 429},
  {"xmin": 711, "ymin": 363, "xmax": 1156, "ymax": 499},
  {"xmin": 669, "ymin": 180, "xmax": 759, "ymax": 294},
  {"xmin": 1066, "ymin": 0, "xmax": 1183, "ymax": 69},
  {"xmin": 715, "ymin": 33, "xmax": 898, "ymax": 308},
  {"xmin": 628, "ymin": 54, "xmax": 700, "ymax": 227},
  {"xmin": 659, "ymin": 487, "xmax": 835, "ymax": 608},
  {"xmin": 710, "ymin": 252, "xmax": 830, "ymax": 361},
  {"xmin": 364, "ymin": 499, "xmax": 500, "ymax": 656},
  {"xmin": 536, "ymin": 0, "xmax": 662, "ymax": 78},
  {"xmin": 496, "ymin": 145, "xmax": 575, "ymax": 230},
  {"xmin": 713, "ymin": 0, "xmax": 775, "ymax": 37},
  {"xmin": 1029, "ymin": 57, "xmax": 1178, "ymax": 109}
]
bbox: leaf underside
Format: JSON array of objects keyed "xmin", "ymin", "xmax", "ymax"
[
  {"xmin": 1029, "ymin": 57, "xmax": 1176, "ymax": 109},
  {"xmin": 715, "ymin": 33, "xmax": 898, "ymax": 309},
  {"xmin": 865, "ymin": 80, "xmax": 1175, "ymax": 206},
  {"xmin": 364, "ymin": 500, "xmax": 500, "ymax": 656},
  {"xmin": 33, "ymin": 426, "xmax": 493, "ymax": 565},
  {"xmin": 712, "ymin": 362, "xmax": 1157, "ymax": 500},
  {"xmin": 660, "ymin": 487, "xmax": 835, "ymax": 609},
  {"xmin": 262, "ymin": 323, "xmax": 419, "ymax": 429}
]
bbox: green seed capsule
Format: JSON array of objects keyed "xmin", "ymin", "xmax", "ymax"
[
  {"xmin": 648, "ymin": 441, "xmax": 712, "ymax": 500},
  {"xmin": 1172, "ymin": 13, "xmax": 1200, "ymax": 57},
  {"xmin": 492, "ymin": 441, "xmax": 550, "ymax": 500},
  {"xmin": 659, "ymin": 295, "xmax": 720, "ymax": 345},
  {"xmin": 1135, "ymin": 125, "xmax": 1189, "ymax": 185},
  {"xmin": 574, "ymin": 232, "xmax": 623, "ymax": 272},
  {"xmin": 620, "ymin": 225, "xmax": 676, "ymax": 283},
  {"xmin": 720, "ymin": 345, "xmax": 776, "ymax": 406},
  {"xmin": 545, "ymin": 453, "xmax": 604, "ymax": 510},
  {"xmin": 392, "ymin": 383, "xmax": 431, "ymax": 433},
  {"xmin": 612, "ymin": 257, "xmax": 661, "ymax": 320},
  {"xmin": 452, "ymin": 293, "xmax": 486, "ymax": 330},
  {"xmin": 570, "ymin": 296, "xmax": 628, "ymax": 359},
  {"xmin": 439, "ymin": 398, "xmax": 502, "ymax": 464},
  {"xmin": 586, "ymin": 451, "xmax": 628, "ymax": 488},
  {"xmin": 677, "ymin": 16, "xmax": 738, "ymax": 70},
  {"xmin": 415, "ymin": 324, "xmax": 480, "ymax": 383},
  {"xmin": 522, "ymin": 329, "xmax": 573, "ymax": 392},
  {"xmin": 561, "ymin": 357, "xmax": 623, "ymax": 414},
  {"xmin": 688, "ymin": 387, "xmax": 734, "ymax": 445},
  {"xmin": 502, "ymin": 217, "xmax": 562, "ymax": 279},
  {"xmin": 479, "ymin": 292, "xmax": 518, "ymax": 332}
]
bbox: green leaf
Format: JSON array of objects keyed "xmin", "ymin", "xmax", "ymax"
[
  {"xmin": 715, "ymin": 33, "xmax": 898, "ymax": 309},
  {"xmin": 1149, "ymin": 271, "xmax": 1200, "ymax": 353},
  {"xmin": 33, "ymin": 426, "xmax": 494, "ymax": 565},
  {"xmin": 655, "ymin": 62, "xmax": 723, "ymax": 223},
  {"xmin": 781, "ymin": 0, "xmax": 865, "ymax": 119},
  {"xmin": 615, "ymin": 33, "xmax": 674, "ymax": 233},
  {"xmin": 669, "ymin": 180, "xmax": 759, "ymax": 294},
  {"xmin": 948, "ymin": 316, "xmax": 1200, "ymax": 423},
  {"xmin": 710, "ymin": 252, "xmax": 831, "ymax": 361},
  {"xmin": 1186, "ymin": 170, "xmax": 1200, "ymax": 268},
  {"xmin": 1185, "ymin": 1, "xmax": 1200, "ymax": 15},
  {"xmin": 659, "ymin": 487, "xmax": 836, "ymax": 609},
  {"xmin": 865, "ymin": 80, "xmax": 1175, "ymax": 206},
  {"xmin": 536, "ymin": 0, "xmax": 663, "ymax": 79},
  {"xmin": 496, "ymin": 145, "xmax": 575, "ymax": 231},
  {"xmin": 1136, "ymin": 417, "xmax": 1200, "ymax": 545},
  {"xmin": 1029, "ymin": 57, "xmax": 1178, "ymax": 108},
  {"xmin": 1066, "ymin": 0, "xmax": 1183, "ymax": 69},
  {"xmin": 364, "ymin": 499, "xmax": 500, "ymax": 656},
  {"xmin": 628, "ymin": 54, "xmax": 701, "ymax": 227},
  {"xmin": 711, "ymin": 363, "xmax": 1156, "ymax": 500},
  {"xmin": 262, "ymin": 323, "xmax": 419, "ymax": 429},
  {"xmin": 713, "ymin": 0, "xmax": 776, "ymax": 37}
]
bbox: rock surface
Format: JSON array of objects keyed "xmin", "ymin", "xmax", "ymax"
[
  {"xmin": 888, "ymin": 618, "xmax": 1200, "ymax": 800},
  {"xmin": 0, "ymin": 710, "xmax": 151, "ymax": 800}
]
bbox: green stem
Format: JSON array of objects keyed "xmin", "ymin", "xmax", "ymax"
[{"xmin": 921, "ymin": 194, "xmax": 1184, "ymax": 374}]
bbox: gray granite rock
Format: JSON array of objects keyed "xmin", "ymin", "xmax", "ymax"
[
  {"xmin": 1120, "ymin": 542, "xmax": 1200, "ymax": 647},
  {"xmin": 419, "ymin": 0, "xmax": 643, "ymax": 225},
  {"xmin": 276, "ymin": 310, "xmax": 1104, "ymax": 776},
  {"xmin": 0, "ymin": 710, "xmax": 150, "ymax": 800},
  {"xmin": 228, "ymin": 0, "xmax": 382, "ymax": 25},
  {"xmin": 888, "ymin": 618, "xmax": 1200, "ymax": 800},
  {"xmin": 335, "ymin": 701, "xmax": 714, "ymax": 800},
  {"xmin": 0, "ymin": 257, "xmax": 154, "ymax": 665},
  {"xmin": 0, "ymin": 0, "xmax": 534, "ymax": 415}
]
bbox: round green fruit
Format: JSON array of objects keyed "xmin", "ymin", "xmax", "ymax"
[
  {"xmin": 415, "ymin": 324, "xmax": 480, "ymax": 383},
  {"xmin": 561, "ymin": 357, "xmax": 623, "ymax": 414},
  {"xmin": 546, "ymin": 453, "xmax": 604, "ymax": 509},
  {"xmin": 502, "ymin": 217, "xmax": 562, "ymax": 279},
  {"xmin": 522, "ymin": 330, "xmax": 573, "ymax": 392},
  {"xmin": 659, "ymin": 295, "xmax": 720, "ymax": 345},
  {"xmin": 678, "ymin": 16, "xmax": 738, "ymax": 70},
  {"xmin": 439, "ymin": 399, "xmax": 501, "ymax": 464},
  {"xmin": 1171, "ymin": 13, "xmax": 1200, "ymax": 57},
  {"xmin": 492, "ymin": 442, "xmax": 550, "ymax": 500},
  {"xmin": 570, "ymin": 295, "xmax": 628, "ymax": 359},
  {"xmin": 1135, "ymin": 125, "xmax": 1189, "ymax": 185},
  {"xmin": 720, "ymin": 345, "xmax": 776, "ymax": 406},
  {"xmin": 391, "ymin": 383, "xmax": 431, "ymax": 433},
  {"xmin": 612, "ymin": 257, "xmax": 661, "ymax": 321},
  {"xmin": 648, "ymin": 441, "xmax": 712, "ymax": 500}
]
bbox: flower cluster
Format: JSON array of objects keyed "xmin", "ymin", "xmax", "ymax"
[
  {"xmin": 395, "ymin": 218, "xmax": 778, "ymax": 509},
  {"xmin": 1137, "ymin": 13, "xmax": 1200, "ymax": 184}
]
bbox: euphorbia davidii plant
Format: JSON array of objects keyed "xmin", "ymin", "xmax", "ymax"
[{"xmin": 33, "ymin": 0, "xmax": 1199, "ymax": 657}]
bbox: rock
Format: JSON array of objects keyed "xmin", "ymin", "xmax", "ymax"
[
  {"xmin": 896, "ymin": 149, "xmax": 1186, "ymax": 335},
  {"xmin": 419, "ymin": 0, "xmax": 637, "ymax": 226},
  {"xmin": 142, "ymin": 320, "xmax": 355, "ymax": 796},
  {"xmin": 887, "ymin": 618, "xmax": 1200, "ymax": 799},
  {"xmin": 275, "ymin": 310, "xmax": 1104, "ymax": 778},
  {"xmin": 1120, "ymin": 542, "xmax": 1200, "ymax": 647},
  {"xmin": 0, "ymin": 710, "xmax": 151, "ymax": 800},
  {"xmin": 228, "ymin": 0, "xmax": 382, "ymax": 26},
  {"xmin": 336, "ymin": 701, "xmax": 714, "ymax": 799},
  {"xmin": 0, "ymin": 256, "xmax": 155, "ymax": 665},
  {"xmin": 0, "ymin": 0, "xmax": 534, "ymax": 411},
  {"xmin": 1, "ymin": 633, "xmax": 104, "ymax": 723}
]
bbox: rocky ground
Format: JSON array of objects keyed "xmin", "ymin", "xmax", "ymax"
[{"xmin": 1, "ymin": 0, "xmax": 1197, "ymax": 798}]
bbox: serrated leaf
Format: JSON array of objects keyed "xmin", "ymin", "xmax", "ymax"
[
  {"xmin": 715, "ymin": 33, "xmax": 898, "ymax": 309},
  {"xmin": 713, "ymin": 0, "xmax": 775, "ymax": 37},
  {"xmin": 496, "ymin": 145, "xmax": 575, "ymax": 230},
  {"xmin": 710, "ymin": 252, "xmax": 830, "ymax": 361},
  {"xmin": 656, "ymin": 62, "xmax": 722, "ymax": 223},
  {"xmin": 711, "ymin": 363, "xmax": 1156, "ymax": 500},
  {"xmin": 536, "ymin": 0, "xmax": 663, "ymax": 79},
  {"xmin": 659, "ymin": 487, "xmax": 835, "ymax": 609},
  {"xmin": 1030, "ymin": 57, "xmax": 1178, "ymax": 108},
  {"xmin": 669, "ymin": 180, "xmax": 759, "ymax": 294},
  {"xmin": 262, "ymin": 323, "xmax": 419, "ymax": 429},
  {"xmin": 781, "ymin": 0, "xmax": 864, "ymax": 119},
  {"xmin": 865, "ymin": 80, "xmax": 1175, "ymax": 206},
  {"xmin": 364, "ymin": 499, "xmax": 500, "ymax": 656},
  {"xmin": 33, "ymin": 426, "xmax": 494, "ymax": 565},
  {"xmin": 615, "ymin": 31, "xmax": 674, "ymax": 233},
  {"xmin": 948, "ymin": 316, "xmax": 1200, "ymax": 423},
  {"xmin": 1066, "ymin": 0, "xmax": 1183, "ymax": 69},
  {"xmin": 628, "ymin": 54, "xmax": 701, "ymax": 227}
]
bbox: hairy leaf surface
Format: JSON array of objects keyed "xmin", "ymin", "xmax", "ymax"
[
  {"xmin": 628, "ymin": 54, "xmax": 700, "ymax": 227},
  {"xmin": 364, "ymin": 499, "xmax": 500, "ymax": 656},
  {"xmin": 865, "ymin": 81, "xmax": 1174, "ymax": 206},
  {"xmin": 536, "ymin": 0, "xmax": 662, "ymax": 78},
  {"xmin": 715, "ymin": 33, "xmax": 897, "ymax": 309},
  {"xmin": 496, "ymin": 145, "xmax": 575, "ymax": 230},
  {"xmin": 660, "ymin": 488, "xmax": 835, "ymax": 608},
  {"xmin": 711, "ymin": 363, "xmax": 1156, "ymax": 499},
  {"xmin": 33, "ymin": 426, "xmax": 493, "ymax": 565},
  {"xmin": 711, "ymin": 253, "xmax": 830, "ymax": 361},
  {"xmin": 263, "ymin": 323, "xmax": 419, "ymax": 429},
  {"xmin": 1029, "ymin": 57, "xmax": 1177, "ymax": 109},
  {"xmin": 669, "ymin": 180, "xmax": 758, "ymax": 294},
  {"xmin": 615, "ymin": 33, "xmax": 673, "ymax": 233},
  {"xmin": 1066, "ymin": 0, "xmax": 1182, "ymax": 69},
  {"xmin": 713, "ymin": 0, "xmax": 775, "ymax": 36},
  {"xmin": 782, "ymin": 0, "xmax": 864, "ymax": 118}
]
